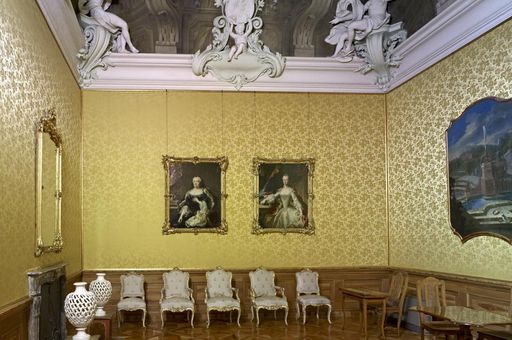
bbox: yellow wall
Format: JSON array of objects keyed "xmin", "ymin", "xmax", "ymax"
[
  {"xmin": 0, "ymin": 0, "xmax": 82, "ymax": 307},
  {"xmin": 387, "ymin": 20, "xmax": 512, "ymax": 280},
  {"xmin": 82, "ymin": 91, "xmax": 388, "ymax": 269}
]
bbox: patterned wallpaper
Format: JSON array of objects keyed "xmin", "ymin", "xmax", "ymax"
[
  {"xmin": 0, "ymin": 0, "xmax": 82, "ymax": 307},
  {"xmin": 82, "ymin": 91, "xmax": 388, "ymax": 269},
  {"xmin": 387, "ymin": 20, "xmax": 512, "ymax": 281}
]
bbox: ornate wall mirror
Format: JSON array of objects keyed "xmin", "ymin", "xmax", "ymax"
[{"xmin": 35, "ymin": 109, "xmax": 63, "ymax": 256}]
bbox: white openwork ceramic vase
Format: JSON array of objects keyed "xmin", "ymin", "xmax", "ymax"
[
  {"xmin": 89, "ymin": 273, "xmax": 112, "ymax": 317},
  {"xmin": 64, "ymin": 282, "xmax": 97, "ymax": 340}
]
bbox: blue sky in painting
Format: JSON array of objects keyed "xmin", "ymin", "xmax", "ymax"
[{"xmin": 448, "ymin": 98, "xmax": 512, "ymax": 161}]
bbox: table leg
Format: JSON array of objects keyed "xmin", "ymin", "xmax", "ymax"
[
  {"xmin": 105, "ymin": 318, "xmax": 111, "ymax": 340},
  {"xmin": 363, "ymin": 299, "xmax": 368, "ymax": 337},
  {"xmin": 341, "ymin": 292, "xmax": 346, "ymax": 330}
]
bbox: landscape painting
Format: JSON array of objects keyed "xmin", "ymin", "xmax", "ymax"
[{"xmin": 447, "ymin": 97, "xmax": 512, "ymax": 243}]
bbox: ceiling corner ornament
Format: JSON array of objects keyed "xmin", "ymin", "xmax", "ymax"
[
  {"xmin": 325, "ymin": 0, "xmax": 407, "ymax": 89},
  {"xmin": 76, "ymin": 0, "xmax": 139, "ymax": 86},
  {"xmin": 191, "ymin": 0, "xmax": 286, "ymax": 90}
]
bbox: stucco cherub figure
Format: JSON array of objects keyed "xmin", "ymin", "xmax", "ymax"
[
  {"xmin": 78, "ymin": 0, "xmax": 139, "ymax": 53},
  {"xmin": 325, "ymin": 0, "xmax": 391, "ymax": 59}
]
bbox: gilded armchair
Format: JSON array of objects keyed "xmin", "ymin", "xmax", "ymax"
[
  {"xmin": 204, "ymin": 267, "xmax": 241, "ymax": 328},
  {"xmin": 117, "ymin": 272, "xmax": 147, "ymax": 327},
  {"xmin": 160, "ymin": 268, "xmax": 195, "ymax": 328},
  {"xmin": 295, "ymin": 269, "xmax": 332, "ymax": 324},
  {"xmin": 249, "ymin": 267, "xmax": 289, "ymax": 326}
]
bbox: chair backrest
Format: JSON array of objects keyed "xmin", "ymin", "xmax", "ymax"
[
  {"xmin": 249, "ymin": 267, "xmax": 277, "ymax": 298},
  {"xmin": 206, "ymin": 268, "xmax": 233, "ymax": 298},
  {"xmin": 417, "ymin": 276, "xmax": 447, "ymax": 310},
  {"xmin": 120, "ymin": 272, "xmax": 145, "ymax": 299},
  {"xmin": 295, "ymin": 269, "xmax": 320, "ymax": 296},
  {"xmin": 388, "ymin": 271, "xmax": 408, "ymax": 307},
  {"xmin": 163, "ymin": 268, "xmax": 190, "ymax": 299}
]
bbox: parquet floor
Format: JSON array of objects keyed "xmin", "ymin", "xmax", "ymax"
[{"xmin": 99, "ymin": 314, "xmax": 422, "ymax": 340}]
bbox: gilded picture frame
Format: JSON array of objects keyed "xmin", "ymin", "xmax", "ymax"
[
  {"xmin": 446, "ymin": 97, "xmax": 512, "ymax": 244},
  {"xmin": 162, "ymin": 155, "xmax": 228, "ymax": 234},
  {"xmin": 35, "ymin": 108, "xmax": 63, "ymax": 256},
  {"xmin": 252, "ymin": 157, "xmax": 315, "ymax": 235}
]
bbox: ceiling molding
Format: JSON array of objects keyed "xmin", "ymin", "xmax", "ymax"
[
  {"xmin": 37, "ymin": 0, "xmax": 512, "ymax": 93},
  {"xmin": 388, "ymin": 0, "xmax": 512, "ymax": 91},
  {"xmin": 36, "ymin": 0, "xmax": 83, "ymax": 82}
]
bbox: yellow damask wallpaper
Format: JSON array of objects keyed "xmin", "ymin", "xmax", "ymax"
[
  {"xmin": 0, "ymin": 0, "xmax": 82, "ymax": 307},
  {"xmin": 387, "ymin": 20, "xmax": 512, "ymax": 280},
  {"xmin": 82, "ymin": 91, "xmax": 388, "ymax": 269}
]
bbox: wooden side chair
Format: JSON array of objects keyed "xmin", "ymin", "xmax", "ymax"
[
  {"xmin": 117, "ymin": 272, "xmax": 147, "ymax": 328},
  {"xmin": 295, "ymin": 269, "xmax": 332, "ymax": 324},
  {"xmin": 416, "ymin": 277, "xmax": 460, "ymax": 340},
  {"xmin": 384, "ymin": 271, "xmax": 409, "ymax": 336},
  {"xmin": 160, "ymin": 268, "xmax": 195, "ymax": 328}
]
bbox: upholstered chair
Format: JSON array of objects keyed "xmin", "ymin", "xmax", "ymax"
[
  {"xmin": 249, "ymin": 267, "xmax": 289, "ymax": 326},
  {"xmin": 117, "ymin": 272, "xmax": 147, "ymax": 327},
  {"xmin": 295, "ymin": 268, "xmax": 332, "ymax": 324},
  {"xmin": 416, "ymin": 277, "xmax": 460, "ymax": 339},
  {"xmin": 160, "ymin": 268, "xmax": 195, "ymax": 328},
  {"xmin": 204, "ymin": 267, "xmax": 241, "ymax": 328}
]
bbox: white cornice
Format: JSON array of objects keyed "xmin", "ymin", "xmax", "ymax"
[
  {"xmin": 36, "ymin": 0, "xmax": 83, "ymax": 82},
  {"xmin": 388, "ymin": 0, "xmax": 512, "ymax": 91},
  {"xmin": 38, "ymin": 0, "xmax": 512, "ymax": 93}
]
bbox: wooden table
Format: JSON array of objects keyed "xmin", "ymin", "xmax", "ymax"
[
  {"xmin": 88, "ymin": 312, "xmax": 113, "ymax": 340},
  {"xmin": 411, "ymin": 306, "xmax": 512, "ymax": 340},
  {"xmin": 340, "ymin": 287, "xmax": 388, "ymax": 338}
]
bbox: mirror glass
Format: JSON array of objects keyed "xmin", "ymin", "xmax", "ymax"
[{"xmin": 35, "ymin": 109, "xmax": 62, "ymax": 256}]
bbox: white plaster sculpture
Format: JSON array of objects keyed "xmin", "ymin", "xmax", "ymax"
[
  {"xmin": 89, "ymin": 273, "xmax": 112, "ymax": 317},
  {"xmin": 325, "ymin": 0, "xmax": 406, "ymax": 89},
  {"xmin": 64, "ymin": 282, "xmax": 97, "ymax": 340},
  {"xmin": 77, "ymin": 0, "xmax": 138, "ymax": 86},
  {"xmin": 192, "ymin": 0, "xmax": 285, "ymax": 90}
]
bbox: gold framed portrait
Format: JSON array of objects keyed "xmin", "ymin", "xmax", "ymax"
[
  {"xmin": 252, "ymin": 157, "xmax": 315, "ymax": 235},
  {"xmin": 162, "ymin": 155, "xmax": 228, "ymax": 234}
]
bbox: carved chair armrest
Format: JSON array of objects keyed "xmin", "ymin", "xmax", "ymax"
[
  {"xmin": 160, "ymin": 287, "xmax": 165, "ymax": 303},
  {"xmin": 204, "ymin": 287, "xmax": 209, "ymax": 304},
  {"xmin": 275, "ymin": 286, "xmax": 287, "ymax": 299},
  {"xmin": 231, "ymin": 287, "xmax": 240, "ymax": 301},
  {"xmin": 249, "ymin": 288, "xmax": 256, "ymax": 301},
  {"xmin": 188, "ymin": 287, "xmax": 195, "ymax": 303}
]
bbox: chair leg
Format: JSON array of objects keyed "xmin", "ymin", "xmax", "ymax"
[
  {"xmin": 229, "ymin": 310, "xmax": 233, "ymax": 323},
  {"xmin": 236, "ymin": 308, "xmax": 241, "ymax": 327},
  {"xmin": 327, "ymin": 304, "xmax": 332, "ymax": 324},
  {"xmin": 190, "ymin": 309, "xmax": 195, "ymax": 328},
  {"xmin": 142, "ymin": 309, "xmax": 146, "ymax": 328},
  {"xmin": 161, "ymin": 310, "xmax": 165, "ymax": 329},
  {"xmin": 296, "ymin": 302, "xmax": 300, "ymax": 319},
  {"xmin": 316, "ymin": 306, "xmax": 320, "ymax": 319},
  {"xmin": 274, "ymin": 310, "xmax": 277, "ymax": 320},
  {"xmin": 303, "ymin": 305, "xmax": 307, "ymax": 325},
  {"xmin": 250, "ymin": 305, "xmax": 254, "ymax": 321},
  {"xmin": 397, "ymin": 310, "xmax": 402, "ymax": 337},
  {"xmin": 256, "ymin": 307, "xmax": 260, "ymax": 327},
  {"xmin": 117, "ymin": 310, "xmax": 121, "ymax": 328},
  {"xmin": 284, "ymin": 307, "xmax": 289, "ymax": 326},
  {"xmin": 206, "ymin": 310, "xmax": 211, "ymax": 328}
]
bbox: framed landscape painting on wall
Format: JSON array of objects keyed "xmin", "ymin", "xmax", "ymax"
[
  {"xmin": 252, "ymin": 157, "xmax": 315, "ymax": 234},
  {"xmin": 162, "ymin": 156, "xmax": 228, "ymax": 234},
  {"xmin": 447, "ymin": 97, "xmax": 512, "ymax": 243}
]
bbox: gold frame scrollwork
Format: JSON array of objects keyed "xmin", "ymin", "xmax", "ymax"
[
  {"xmin": 35, "ymin": 108, "xmax": 63, "ymax": 256},
  {"xmin": 162, "ymin": 155, "xmax": 228, "ymax": 235},
  {"xmin": 252, "ymin": 157, "xmax": 315, "ymax": 235}
]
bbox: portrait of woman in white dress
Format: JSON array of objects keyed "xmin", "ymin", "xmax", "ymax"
[{"xmin": 260, "ymin": 174, "xmax": 305, "ymax": 228}]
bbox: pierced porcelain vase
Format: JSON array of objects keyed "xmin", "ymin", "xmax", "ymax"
[
  {"xmin": 64, "ymin": 282, "xmax": 97, "ymax": 340},
  {"xmin": 90, "ymin": 273, "xmax": 112, "ymax": 317}
]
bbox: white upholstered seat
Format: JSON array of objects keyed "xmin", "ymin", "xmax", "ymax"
[
  {"xmin": 249, "ymin": 267, "xmax": 288, "ymax": 326},
  {"xmin": 117, "ymin": 272, "xmax": 147, "ymax": 327},
  {"xmin": 204, "ymin": 267, "xmax": 241, "ymax": 328},
  {"xmin": 295, "ymin": 268, "xmax": 332, "ymax": 324},
  {"xmin": 160, "ymin": 268, "xmax": 195, "ymax": 328}
]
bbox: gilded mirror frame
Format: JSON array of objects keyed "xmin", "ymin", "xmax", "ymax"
[
  {"xmin": 252, "ymin": 157, "xmax": 315, "ymax": 235},
  {"xmin": 35, "ymin": 109, "xmax": 63, "ymax": 256},
  {"xmin": 162, "ymin": 155, "xmax": 228, "ymax": 235}
]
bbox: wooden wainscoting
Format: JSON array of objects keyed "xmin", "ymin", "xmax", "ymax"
[{"xmin": 81, "ymin": 267, "xmax": 391, "ymax": 326}]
